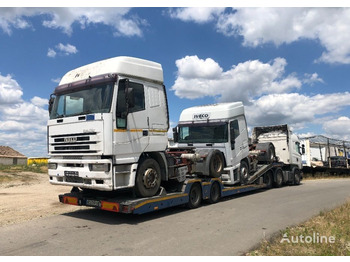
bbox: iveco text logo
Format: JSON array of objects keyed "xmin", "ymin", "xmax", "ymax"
[
  {"xmin": 193, "ymin": 113, "xmax": 210, "ymax": 120},
  {"xmin": 64, "ymin": 137, "xmax": 77, "ymax": 143}
]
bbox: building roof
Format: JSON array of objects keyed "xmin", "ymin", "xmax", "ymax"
[
  {"xmin": 300, "ymin": 135, "xmax": 350, "ymax": 148},
  {"xmin": 0, "ymin": 146, "xmax": 27, "ymax": 158}
]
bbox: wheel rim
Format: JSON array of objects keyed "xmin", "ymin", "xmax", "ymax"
[
  {"xmin": 265, "ymin": 173, "xmax": 271, "ymax": 186},
  {"xmin": 277, "ymin": 172, "xmax": 282, "ymax": 184},
  {"xmin": 213, "ymin": 155, "xmax": 223, "ymax": 173},
  {"xmin": 190, "ymin": 185, "xmax": 200, "ymax": 205},
  {"xmin": 211, "ymin": 183, "xmax": 220, "ymax": 202},
  {"xmin": 241, "ymin": 165, "xmax": 248, "ymax": 180},
  {"xmin": 143, "ymin": 168, "xmax": 159, "ymax": 189}
]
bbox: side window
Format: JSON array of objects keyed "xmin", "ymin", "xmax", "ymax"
[
  {"xmin": 230, "ymin": 120, "xmax": 239, "ymax": 150},
  {"xmin": 116, "ymin": 80, "xmax": 127, "ymax": 128},
  {"xmin": 295, "ymin": 142, "xmax": 301, "ymax": 154},
  {"xmin": 129, "ymin": 82, "xmax": 145, "ymax": 113},
  {"xmin": 116, "ymin": 79, "xmax": 145, "ymax": 129},
  {"xmin": 230, "ymin": 120, "xmax": 240, "ymax": 140}
]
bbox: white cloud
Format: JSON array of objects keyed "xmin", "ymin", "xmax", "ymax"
[
  {"xmin": 245, "ymin": 92, "xmax": 350, "ymax": 128},
  {"xmin": 168, "ymin": 7, "xmax": 225, "ymax": 24},
  {"xmin": 0, "ymin": 7, "xmax": 145, "ymax": 37},
  {"xmin": 0, "ymin": 74, "xmax": 49, "ymax": 157},
  {"xmin": 171, "ymin": 56, "xmax": 301, "ymax": 102},
  {"xmin": 0, "ymin": 73, "xmax": 23, "ymax": 104},
  {"xmin": 47, "ymin": 48, "xmax": 57, "ymax": 58},
  {"xmin": 0, "ymin": 8, "xmax": 37, "ymax": 35},
  {"xmin": 303, "ymin": 73, "xmax": 324, "ymax": 85},
  {"xmin": 56, "ymin": 43, "xmax": 77, "ymax": 54},
  {"xmin": 176, "ymin": 55, "xmax": 223, "ymax": 79},
  {"xmin": 323, "ymin": 117, "xmax": 350, "ymax": 140},
  {"xmin": 31, "ymin": 96, "xmax": 48, "ymax": 107},
  {"xmin": 51, "ymin": 78, "xmax": 61, "ymax": 84},
  {"xmin": 169, "ymin": 7, "xmax": 350, "ymax": 65},
  {"xmin": 47, "ymin": 43, "xmax": 78, "ymax": 58},
  {"xmin": 216, "ymin": 8, "xmax": 350, "ymax": 64}
]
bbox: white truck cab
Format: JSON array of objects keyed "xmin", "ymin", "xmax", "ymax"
[
  {"xmin": 48, "ymin": 57, "xmax": 169, "ymax": 196},
  {"xmin": 172, "ymin": 102, "xmax": 250, "ymax": 184},
  {"xmin": 252, "ymin": 125, "xmax": 303, "ymax": 170}
]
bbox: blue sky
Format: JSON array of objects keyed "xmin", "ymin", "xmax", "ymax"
[{"xmin": 1, "ymin": 5, "xmax": 350, "ymax": 157}]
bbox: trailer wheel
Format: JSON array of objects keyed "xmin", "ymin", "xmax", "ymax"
[
  {"xmin": 293, "ymin": 169, "xmax": 301, "ymax": 185},
  {"xmin": 273, "ymin": 168, "xmax": 283, "ymax": 188},
  {"xmin": 263, "ymin": 170, "xmax": 273, "ymax": 189},
  {"xmin": 239, "ymin": 160, "xmax": 250, "ymax": 185},
  {"xmin": 187, "ymin": 183, "xmax": 202, "ymax": 209},
  {"xmin": 208, "ymin": 182, "xmax": 221, "ymax": 204},
  {"xmin": 135, "ymin": 158, "xmax": 161, "ymax": 197},
  {"xmin": 209, "ymin": 150, "xmax": 225, "ymax": 178}
]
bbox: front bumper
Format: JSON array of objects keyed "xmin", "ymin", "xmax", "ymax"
[{"xmin": 48, "ymin": 158, "xmax": 113, "ymax": 191}]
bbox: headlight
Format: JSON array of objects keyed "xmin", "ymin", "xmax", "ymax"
[
  {"xmin": 89, "ymin": 163, "xmax": 110, "ymax": 172},
  {"xmin": 48, "ymin": 163, "xmax": 57, "ymax": 170}
]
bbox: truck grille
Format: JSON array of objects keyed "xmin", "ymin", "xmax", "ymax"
[{"xmin": 49, "ymin": 132, "xmax": 101, "ymax": 154}]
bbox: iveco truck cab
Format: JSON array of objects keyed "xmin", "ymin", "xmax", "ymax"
[{"xmin": 48, "ymin": 57, "xmax": 169, "ymax": 197}]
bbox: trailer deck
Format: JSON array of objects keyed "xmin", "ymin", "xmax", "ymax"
[{"xmin": 59, "ymin": 177, "xmax": 267, "ymax": 215}]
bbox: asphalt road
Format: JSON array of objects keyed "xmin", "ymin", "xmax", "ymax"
[{"xmin": 1, "ymin": 178, "xmax": 350, "ymax": 256}]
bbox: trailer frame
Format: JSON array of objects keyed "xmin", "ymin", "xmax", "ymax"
[{"xmin": 58, "ymin": 163, "xmax": 288, "ymax": 215}]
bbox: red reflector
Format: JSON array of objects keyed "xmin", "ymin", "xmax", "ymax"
[
  {"xmin": 63, "ymin": 196, "xmax": 78, "ymax": 205},
  {"xmin": 101, "ymin": 201, "xmax": 119, "ymax": 212}
]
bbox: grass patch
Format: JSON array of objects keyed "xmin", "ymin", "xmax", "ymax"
[
  {"xmin": 248, "ymin": 200, "xmax": 350, "ymax": 256},
  {"xmin": 0, "ymin": 164, "xmax": 48, "ymax": 174},
  {"xmin": 0, "ymin": 173, "xmax": 35, "ymax": 184},
  {"xmin": 0, "ymin": 164, "xmax": 48, "ymax": 185}
]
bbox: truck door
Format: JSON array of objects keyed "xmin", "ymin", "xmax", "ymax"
[
  {"xmin": 114, "ymin": 79, "xmax": 149, "ymax": 161},
  {"xmin": 229, "ymin": 117, "xmax": 249, "ymax": 167},
  {"xmin": 229, "ymin": 119, "xmax": 241, "ymax": 167}
]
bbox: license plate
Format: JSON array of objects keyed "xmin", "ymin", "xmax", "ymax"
[
  {"xmin": 86, "ymin": 199, "xmax": 101, "ymax": 207},
  {"xmin": 64, "ymin": 171, "xmax": 79, "ymax": 177}
]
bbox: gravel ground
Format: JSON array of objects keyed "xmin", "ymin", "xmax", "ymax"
[{"xmin": 0, "ymin": 172, "xmax": 89, "ymax": 227}]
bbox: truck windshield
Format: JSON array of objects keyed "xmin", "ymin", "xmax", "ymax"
[
  {"xmin": 50, "ymin": 83, "xmax": 114, "ymax": 119},
  {"xmin": 178, "ymin": 122, "xmax": 228, "ymax": 143}
]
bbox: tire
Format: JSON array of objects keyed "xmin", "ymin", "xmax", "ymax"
[
  {"xmin": 293, "ymin": 169, "xmax": 301, "ymax": 185},
  {"xmin": 187, "ymin": 183, "xmax": 202, "ymax": 209},
  {"xmin": 240, "ymin": 160, "xmax": 250, "ymax": 185},
  {"xmin": 256, "ymin": 143, "xmax": 276, "ymax": 164},
  {"xmin": 209, "ymin": 150, "xmax": 225, "ymax": 178},
  {"xmin": 273, "ymin": 168, "xmax": 283, "ymax": 188},
  {"xmin": 208, "ymin": 182, "xmax": 221, "ymax": 204},
  {"xmin": 263, "ymin": 170, "xmax": 273, "ymax": 189},
  {"xmin": 134, "ymin": 158, "xmax": 162, "ymax": 198}
]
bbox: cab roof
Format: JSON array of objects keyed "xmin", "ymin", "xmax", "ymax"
[
  {"xmin": 59, "ymin": 56, "xmax": 163, "ymax": 85},
  {"xmin": 179, "ymin": 102, "xmax": 245, "ymax": 122}
]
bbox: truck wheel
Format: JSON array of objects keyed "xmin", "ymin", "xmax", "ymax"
[
  {"xmin": 263, "ymin": 170, "xmax": 273, "ymax": 189},
  {"xmin": 293, "ymin": 169, "xmax": 301, "ymax": 185},
  {"xmin": 273, "ymin": 168, "xmax": 283, "ymax": 188},
  {"xmin": 256, "ymin": 143, "xmax": 276, "ymax": 163},
  {"xmin": 187, "ymin": 183, "xmax": 202, "ymax": 209},
  {"xmin": 209, "ymin": 150, "xmax": 225, "ymax": 178},
  {"xmin": 239, "ymin": 161, "xmax": 250, "ymax": 185},
  {"xmin": 208, "ymin": 182, "xmax": 221, "ymax": 204},
  {"xmin": 134, "ymin": 158, "xmax": 161, "ymax": 198}
]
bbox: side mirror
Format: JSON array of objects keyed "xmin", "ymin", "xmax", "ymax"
[
  {"xmin": 123, "ymin": 78, "xmax": 135, "ymax": 110},
  {"xmin": 173, "ymin": 127, "xmax": 179, "ymax": 142},
  {"xmin": 301, "ymin": 144, "xmax": 305, "ymax": 155},
  {"xmin": 48, "ymin": 95, "xmax": 55, "ymax": 114}
]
